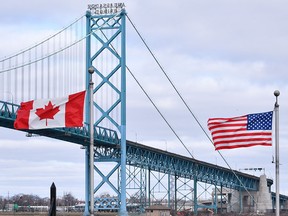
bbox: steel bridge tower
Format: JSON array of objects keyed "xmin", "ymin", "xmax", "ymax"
[{"xmin": 84, "ymin": 5, "xmax": 127, "ymax": 216}]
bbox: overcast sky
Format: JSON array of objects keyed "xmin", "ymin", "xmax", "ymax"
[{"xmin": 1, "ymin": 0, "xmax": 288, "ymax": 201}]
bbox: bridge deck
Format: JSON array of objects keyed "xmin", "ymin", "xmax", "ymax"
[{"xmin": 0, "ymin": 100, "xmax": 273, "ymax": 191}]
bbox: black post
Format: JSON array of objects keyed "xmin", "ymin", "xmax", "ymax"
[{"xmin": 49, "ymin": 182, "xmax": 56, "ymax": 216}]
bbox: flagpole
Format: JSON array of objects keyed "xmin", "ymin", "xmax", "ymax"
[
  {"xmin": 88, "ymin": 67, "xmax": 94, "ymax": 216},
  {"xmin": 274, "ymin": 90, "xmax": 280, "ymax": 216}
]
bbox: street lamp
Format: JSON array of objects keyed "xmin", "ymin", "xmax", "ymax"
[{"xmin": 88, "ymin": 66, "xmax": 94, "ymax": 216}]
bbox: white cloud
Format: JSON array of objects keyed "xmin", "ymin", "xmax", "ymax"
[{"xmin": 1, "ymin": 0, "xmax": 288, "ymax": 201}]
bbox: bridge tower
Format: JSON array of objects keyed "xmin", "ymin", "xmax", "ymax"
[{"xmin": 84, "ymin": 4, "xmax": 127, "ymax": 216}]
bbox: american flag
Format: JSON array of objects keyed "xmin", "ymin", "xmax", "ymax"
[{"xmin": 207, "ymin": 111, "xmax": 273, "ymax": 150}]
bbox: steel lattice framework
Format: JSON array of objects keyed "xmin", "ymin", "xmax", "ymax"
[
  {"xmin": 0, "ymin": 100, "xmax": 276, "ymax": 214},
  {"xmin": 126, "ymin": 141, "xmax": 265, "ymax": 190},
  {"xmin": 85, "ymin": 8, "xmax": 127, "ymax": 216}
]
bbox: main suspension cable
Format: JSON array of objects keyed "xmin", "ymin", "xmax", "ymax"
[{"xmin": 0, "ymin": 12, "xmax": 121, "ymax": 74}]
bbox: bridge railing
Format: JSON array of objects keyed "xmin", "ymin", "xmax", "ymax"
[
  {"xmin": 0, "ymin": 100, "xmax": 19, "ymax": 119},
  {"xmin": 0, "ymin": 100, "xmax": 119, "ymax": 146}
]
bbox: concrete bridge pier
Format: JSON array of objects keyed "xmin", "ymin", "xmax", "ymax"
[
  {"xmin": 227, "ymin": 174, "xmax": 272, "ymax": 214},
  {"xmin": 256, "ymin": 174, "xmax": 273, "ymax": 213}
]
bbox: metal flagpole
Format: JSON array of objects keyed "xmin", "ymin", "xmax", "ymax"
[
  {"xmin": 84, "ymin": 10, "xmax": 92, "ymax": 216},
  {"xmin": 88, "ymin": 67, "xmax": 95, "ymax": 216},
  {"xmin": 274, "ymin": 90, "xmax": 280, "ymax": 216}
]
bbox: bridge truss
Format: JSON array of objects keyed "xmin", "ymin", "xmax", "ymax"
[{"xmin": 0, "ymin": 100, "xmax": 274, "ymax": 214}]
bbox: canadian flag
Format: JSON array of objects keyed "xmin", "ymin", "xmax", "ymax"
[{"xmin": 14, "ymin": 91, "xmax": 86, "ymax": 130}]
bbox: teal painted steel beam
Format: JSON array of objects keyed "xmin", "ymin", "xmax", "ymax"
[
  {"xmin": 1, "ymin": 100, "xmax": 280, "ymax": 210},
  {"xmin": 85, "ymin": 9, "xmax": 92, "ymax": 215},
  {"xmin": 194, "ymin": 179, "xmax": 197, "ymax": 215},
  {"xmin": 168, "ymin": 173, "xmax": 171, "ymax": 208},
  {"xmin": 126, "ymin": 165, "xmax": 147, "ymax": 213},
  {"xmin": 126, "ymin": 142, "xmax": 267, "ymax": 191},
  {"xmin": 119, "ymin": 9, "xmax": 127, "ymax": 216},
  {"xmin": 0, "ymin": 103, "xmax": 272, "ymax": 192},
  {"xmin": 84, "ymin": 8, "xmax": 127, "ymax": 215}
]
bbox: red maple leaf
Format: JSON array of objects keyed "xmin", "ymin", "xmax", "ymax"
[{"xmin": 35, "ymin": 101, "xmax": 60, "ymax": 126}]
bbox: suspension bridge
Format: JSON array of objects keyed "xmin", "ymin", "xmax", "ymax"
[{"xmin": 0, "ymin": 5, "xmax": 286, "ymax": 216}]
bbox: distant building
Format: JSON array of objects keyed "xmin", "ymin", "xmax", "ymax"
[
  {"xmin": 5, "ymin": 204, "xmax": 15, "ymax": 211},
  {"xmin": 145, "ymin": 205, "xmax": 171, "ymax": 216}
]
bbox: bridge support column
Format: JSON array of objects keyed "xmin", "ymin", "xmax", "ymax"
[
  {"xmin": 119, "ymin": 9, "xmax": 127, "ymax": 216},
  {"xmin": 193, "ymin": 178, "xmax": 197, "ymax": 215},
  {"xmin": 126, "ymin": 165, "xmax": 147, "ymax": 213},
  {"xmin": 84, "ymin": 10, "xmax": 92, "ymax": 216},
  {"xmin": 174, "ymin": 176, "xmax": 177, "ymax": 213},
  {"xmin": 213, "ymin": 185, "xmax": 218, "ymax": 214},
  {"xmin": 239, "ymin": 189, "xmax": 242, "ymax": 214},
  {"xmin": 168, "ymin": 173, "xmax": 171, "ymax": 208},
  {"xmin": 84, "ymin": 7, "xmax": 127, "ymax": 216},
  {"xmin": 148, "ymin": 168, "xmax": 151, "ymax": 206},
  {"xmin": 141, "ymin": 167, "xmax": 147, "ymax": 212},
  {"xmin": 220, "ymin": 185, "xmax": 223, "ymax": 214}
]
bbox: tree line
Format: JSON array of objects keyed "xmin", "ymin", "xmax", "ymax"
[{"xmin": 0, "ymin": 192, "xmax": 80, "ymax": 211}]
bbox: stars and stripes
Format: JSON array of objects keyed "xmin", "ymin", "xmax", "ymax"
[{"xmin": 207, "ymin": 111, "xmax": 273, "ymax": 150}]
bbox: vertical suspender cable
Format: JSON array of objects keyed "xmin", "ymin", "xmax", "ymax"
[
  {"xmin": 59, "ymin": 32, "xmax": 62, "ymax": 97},
  {"xmin": 75, "ymin": 21, "xmax": 79, "ymax": 92},
  {"xmin": 68, "ymin": 29, "xmax": 70, "ymax": 94},
  {"xmin": 8, "ymin": 58, "xmax": 11, "ymax": 101},
  {"xmin": 35, "ymin": 46, "xmax": 38, "ymax": 99},
  {"xmin": 57, "ymin": 35, "xmax": 59, "ymax": 97},
  {"xmin": 80, "ymin": 19, "xmax": 83, "ymax": 91},
  {"xmin": 73, "ymin": 22, "xmax": 79, "ymax": 91},
  {"xmin": 81, "ymin": 18, "xmax": 85, "ymax": 91},
  {"xmin": 62, "ymin": 33, "xmax": 65, "ymax": 96},
  {"xmin": 68, "ymin": 26, "xmax": 71, "ymax": 93},
  {"xmin": 60, "ymin": 32, "xmax": 63, "ymax": 97},
  {"xmin": 21, "ymin": 53, "xmax": 25, "ymax": 102},
  {"xmin": 76, "ymin": 18, "xmax": 81, "ymax": 92},
  {"xmin": 47, "ymin": 41, "xmax": 50, "ymax": 98},
  {"xmin": 71, "ymin": 24, "xmax": 75, "ymax": 93},
  {"xmin": 14, "ymin": 55, "xmax": 18, "ymax": 103},
  {"xmin": 28, "ymin": 49, "xmax": 31, "ymax": 100},
  {"xmin": 41, "ymin": 43, "xmax": 44, "ymax": 99},
  {"xmin": 74, "ymin": 23, "xmax": 77, "ymax": 92},
  {"xmin": 80, "ymin": 18, "xmax": 84, "ymax": 91},
  {"xmin": 53, "ymin": 35, "xmax": 56, "ymax": 98},
  {"xmin": 69, "ymin": 26, "xmax": 72, "ymax": 94},
  {"xmin": 51, "ymin": 39, "xmax": 54, "ymax": 97},
  {"xmin": 71, "ymin": 26, "xmax": 73, "ymax": 93},
  {"xmin": 1, "ymin": 60, "xmax": 4, "ymax": 98},
  {"xmin": 65, "ymin": 28, "xmax": 68, "ymax": 95}
]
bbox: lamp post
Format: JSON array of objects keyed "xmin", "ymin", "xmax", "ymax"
[
  {"xmin": 88, "ymin": 66, "xmax": 94, "ymax": 216},
  {"xmin": 274, "ymin": 90, "xmax": 280, "ymax": 216}
]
